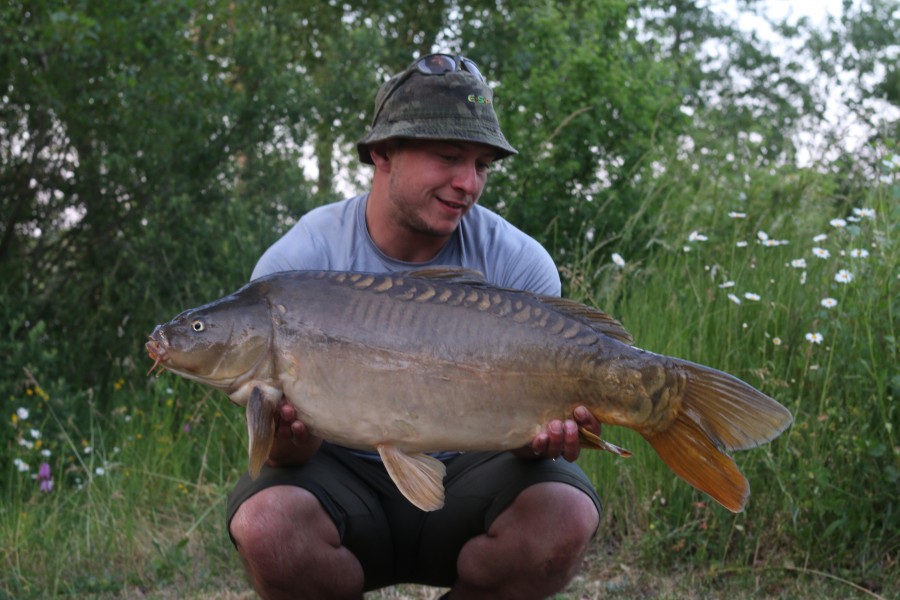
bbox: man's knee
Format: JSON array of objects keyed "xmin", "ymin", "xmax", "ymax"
[{"xmin": 230, "ymin": 486, "xmax": 331, "ymax": 558}]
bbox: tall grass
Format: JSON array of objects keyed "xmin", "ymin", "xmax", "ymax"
[
  {"xmin": 2, "ymin": 158, "xmax": 897, "ymax": 597},
  {"xmin": 571, "ymin": 157, "xmax": 898, "ymax": 587},
  {"xmin": 2, "ymin": 375, "xmax": 249, "ymax": 598}
]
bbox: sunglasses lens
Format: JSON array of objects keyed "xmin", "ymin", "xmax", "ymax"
[
  {"xmin": 416, "ymin": 54, "xmax": 458, "ymax": 75},
  {"xmin": 460, "ymin": 58, "xmax": 485, "ymax": 82}
]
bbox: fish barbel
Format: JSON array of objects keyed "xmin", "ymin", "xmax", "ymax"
[{"xmin": 146, "ymin": 268, "xmax": 792, "ymax": 512}]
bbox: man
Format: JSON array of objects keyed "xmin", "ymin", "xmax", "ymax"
[{"xmin": 227, "ymin": 54, "xmax": 603, "ymax": 599}]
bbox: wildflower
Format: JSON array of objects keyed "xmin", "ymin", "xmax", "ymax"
[
  {"xmin": 611, "ymin": 253, "xmax": 626, "ymax": 268},
  {"xmin": 40, "ymin": 449, "xmax": 51, "ymax": 457},
  {"xmin": 790, "ymin": 259, "xmax": 807, "ymax": 269},
  {"xmin": 849, "ymin": 248, "xmax": 869, "ymax": 258},
  {"xmin": 719, "ymin": 281, "xmax": 735, "ymax": 288},
  {"xmin": 728, "ymin": 212, "xmax": 747, "ymax": 218},
  {"xmin": 736, "ymin": 241, "xmax": 748, "ymax": 248},
  {"xmin": 852, "ymin": 207, "xmax": 876, "ymax": 219},
  {"xmin": 772, "ymin": 337, "xmax": 782, "ymax": 346},
  {"xmin": 727, "ymin": 293, "xmax": 741, "ymax": 304},
  {"xmin": 744, "ymin": 292, "xmax": 761, "ymax": 301},
  {"xmin": 813, "ymin": 233, "xmax": 828, "ymax": 242},
  {"xmin": 19, "ymin": 438, "xmax": 34, "ymax": 449},
  {"xmin": 13, "ymin": 458, "xmax": 30, "ymax": 472},
  {"xmin": 95, "ymin": 467, "xmax": 106, "ymax": 476},
  {"xmin": 38, "ymin": 462, "xmax": 53, "ymax": 493},
  {"xmin": 30, "ymin": 429, "xmax": 41, "ymax": 439},
  {"xmin": 805, "ymin": 332, "xmax": 824, "ymax": 344},
  {"xmin": 16, "ymin": 407, "xmax": 29, "ymax": 420},
  {"xmin": 821, "ymin": 298, "xmax": 838, "ymax": 309},
  {"xmin": 800, "ymin": 271, "xmax": 807, "ymax": 285},
  {"xmin": 683, "ymin": 246, "xmax": 692, "ymax": 253},
  {"xmin": 688, "ymin": 231, "xmax": 708, "ymax": 242},
  {"xmin": 830, "ymin": 218, "xmax": 847, "ymax": 228},
  {"xmin": 812, "ymin": 247, "xmax": 830, "ymax": 259},
  {"xmin": 835, "ymin": 269, "xmax": 854, "ymax": 284}
]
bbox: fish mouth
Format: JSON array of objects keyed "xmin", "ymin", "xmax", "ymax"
[{"xmin": 145, "ymin": 335, "xmax": 168, "ymax": 375}]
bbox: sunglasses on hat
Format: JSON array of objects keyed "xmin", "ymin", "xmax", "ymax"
[
  {"xmin": 371, "ymin": 54, "xmax": 487, "ymax": 126},
  {"xmin": 412, "ymin": 54, "xmax": 485, "ymax": 82}
]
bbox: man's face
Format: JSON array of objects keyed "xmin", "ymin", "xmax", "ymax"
[{"xmin": 385, "ymin": 139, "xmax": 497, "ymax": 239}]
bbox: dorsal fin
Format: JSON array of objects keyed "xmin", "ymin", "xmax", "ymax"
[
  {"xmin": 403, "ymin": 267, "xmax": 487, "ymax": 284},
  {"xmin": 539, "ymin": 296, "xmax": 635, "ymax": 345}
]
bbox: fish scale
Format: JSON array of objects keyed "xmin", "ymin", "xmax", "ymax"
[{"xmin": 147, "ymin": 267, "xmax": 793, "ymax": 513}]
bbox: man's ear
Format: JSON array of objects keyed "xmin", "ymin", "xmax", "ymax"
[{"xmin": 369, "ymin": 141, "xmax": 392, "ymax": 167}]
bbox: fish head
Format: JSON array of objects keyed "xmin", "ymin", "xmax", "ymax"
[{"xmin": 146, "ymin": 287, "xmax": 273, "ymax": 394}]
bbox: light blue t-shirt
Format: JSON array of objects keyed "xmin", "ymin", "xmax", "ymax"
[{"xmin": 252, "ymin": 193, "xmax": 560, "ymax": 297}]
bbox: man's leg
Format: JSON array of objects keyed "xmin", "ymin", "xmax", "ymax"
[
  {"xmin": 452, "ymin": 481, "xmax": 600, "ymax": 599},
  {"xmin": 229, "ymin": 485, "xmax": 365, "ymax": 600}
]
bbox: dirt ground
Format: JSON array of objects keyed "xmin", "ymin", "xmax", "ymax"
[{"xmin": 115, "ymin": 540, "xmax": 892, "ymax": 600}]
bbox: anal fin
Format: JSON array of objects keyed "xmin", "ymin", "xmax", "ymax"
[
  {"xmin": 579, "ymin": 426, "xmax": 633, "ymax": 457},
  {"xmin": 377, "ymin": 444, "xmax": 447, "ymax": 512}
]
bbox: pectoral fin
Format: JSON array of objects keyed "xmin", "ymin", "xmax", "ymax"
[
  {"xmin": 579, "ymin": 426, "xmax": 633, "ymax": 457},
  {"xmin": 246, "ymin": 386, "xmax": 277, "ymax": 478},
  {"xmin": 377, "ymin": 444, "xmax": 447, "ymax": 512}
]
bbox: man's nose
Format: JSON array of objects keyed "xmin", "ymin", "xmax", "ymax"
[{"xmin": 451, "ymin": 161, "xmax": 481, "ymax": 196}]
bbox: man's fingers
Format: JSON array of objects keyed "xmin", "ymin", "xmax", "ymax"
[
  {"xmin": 573, "ymin": 406, "xmax": 601, "ymax": 435},
  {"xmin": 545, "ymin": 420, "xmax": 564, "ymax": 457},
  {"xmin": 279, "ymin": 402, "xmax": 297, "ymax": 421},
  {"xmin": 563, "ymin": 419, "xmax": 580, "ymax": 461}
]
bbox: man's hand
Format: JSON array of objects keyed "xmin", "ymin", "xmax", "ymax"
[
  {"xmin": 513, "ymin": 406, "xmax": 601, "ymax": 462},
  {"xmin": 266, "ymin": 401, "xmax": 323, "ymax": 468}
]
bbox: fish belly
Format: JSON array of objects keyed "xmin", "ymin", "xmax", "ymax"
[{"xmin": 280, "ymin": 348, "xmax": 575, "ymax": 453}]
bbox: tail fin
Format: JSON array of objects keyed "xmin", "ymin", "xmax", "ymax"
[{"xmin": 642, "ymin": 358, "xmax": 793, "ymax": 512}]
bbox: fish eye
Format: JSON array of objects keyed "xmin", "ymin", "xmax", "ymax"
[{"xmin": 191, "ymin": 320, "xmax": 205, "ymax": 332}]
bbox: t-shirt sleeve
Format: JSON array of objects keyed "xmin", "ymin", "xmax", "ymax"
[
  {"xmin": 251, "ymin": 219, "xmax": 324, "ymax": 280},
  {"xmin": 498, "ymin": 238, "xmax": 561, "ymax": 297}
]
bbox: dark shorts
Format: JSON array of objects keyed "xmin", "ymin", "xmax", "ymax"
[{"xmin": 226, "ymin": 443, "xmax": 602, "ymax": 590}]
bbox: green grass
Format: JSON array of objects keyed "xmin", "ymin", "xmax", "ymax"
[{"xmin": 2, "ymin": 164, "xmax": 897, "ymax": 598}]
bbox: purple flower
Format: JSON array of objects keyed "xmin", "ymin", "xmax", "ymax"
[{"xmin": 38, "ymin": 462, "xmax": 53, "ymax": 493}]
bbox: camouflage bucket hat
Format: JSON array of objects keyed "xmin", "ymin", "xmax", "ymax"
[{"xmin": 356, "ymin": 55, "xmax": 518, "ymax": 164}]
